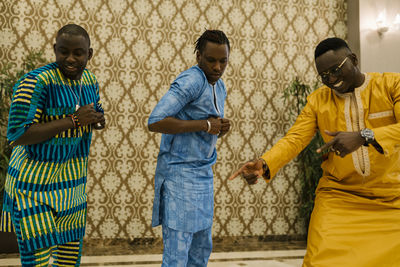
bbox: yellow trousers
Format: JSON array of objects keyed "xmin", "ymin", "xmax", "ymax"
[{"xmin": 303, "ymin": 189, "xmax": 400, "ymax": 267}]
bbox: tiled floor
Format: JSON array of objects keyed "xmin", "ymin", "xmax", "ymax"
[
  {"xmin": 0, "ymin": 250, "xmax": 305, "ymax": 267},
  {"xmin": 0, "ymin": 239, "xmax": 306, "ymax": 266}
]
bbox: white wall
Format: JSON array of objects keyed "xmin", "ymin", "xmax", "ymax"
[{"xmin": 359, "ymin": 0, "xmax": 400, "ymax": 73}]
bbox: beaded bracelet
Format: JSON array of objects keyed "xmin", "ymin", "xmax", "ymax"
[
  {"xmin": 68, "ymin": 115, "xmax": 76, "ymax": 128},
  {"xmin": 72, "ymin": 113, "xmax": 81, "ymax": 127}
]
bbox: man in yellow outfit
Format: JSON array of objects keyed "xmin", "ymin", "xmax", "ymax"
[{"xmin": 229, "ymin": 37, "xmax": 400, "ymax": 267}]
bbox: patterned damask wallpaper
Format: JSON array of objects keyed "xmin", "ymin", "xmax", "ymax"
[{"xmin": 0, "ymin": 0, "xmax": 347, "ymax": 240}]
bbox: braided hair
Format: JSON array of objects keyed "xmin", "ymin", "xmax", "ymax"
[{"xmin": 194, "ymin": 30, "xmax": 230, "ymax": 54}]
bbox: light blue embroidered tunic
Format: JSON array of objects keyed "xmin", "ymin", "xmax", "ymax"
[{"xmin": 148, "ymin": 65, "xmax": 227, "ymax": 233}]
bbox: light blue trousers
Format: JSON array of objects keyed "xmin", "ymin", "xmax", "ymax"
[{"xmin": 162, "ymin": 225, "xmax": 213, "ymax": 267}]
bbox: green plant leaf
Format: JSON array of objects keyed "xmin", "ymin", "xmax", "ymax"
[
  {"xmin": 283, "ymin": 78, "xmax": 322, "ymax": 230},
  {"xmin": 0, "ymin": 50, "xmax": 46, "ymax": 208}
]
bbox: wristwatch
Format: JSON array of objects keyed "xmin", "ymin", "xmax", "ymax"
[
  {"xmin": 260, "ymin": 158, "xmax": 270, "ymax": 179},
  {"xmin": 360, "ymin": 128, "xmax": 374, "ymax": 146}
]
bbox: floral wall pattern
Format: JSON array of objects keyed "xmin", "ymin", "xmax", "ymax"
[{"xmin": 0, "ymin": 0, "xmax": 347, "ymax": 240}]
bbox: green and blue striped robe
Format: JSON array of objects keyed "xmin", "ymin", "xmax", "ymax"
[{"xmin": 0, "ymin": 62, "xmax": 103, "ymax": 252}]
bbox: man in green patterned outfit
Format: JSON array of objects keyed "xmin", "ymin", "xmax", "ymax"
[{"xmin": 0, "ymin": 24, "xmax": 105, "ymax": 266}]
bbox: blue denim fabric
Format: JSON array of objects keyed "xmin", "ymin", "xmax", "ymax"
[
  {"xmin": 162, "ymin": 225, "xmax": 212, "ymax": 267},
  {"xmin": 149, "ymin": 65, "xmax": 226, "ymax": 233}
]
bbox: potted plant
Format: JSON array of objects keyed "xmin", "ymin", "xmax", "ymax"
[
  {"xmin": 0, "ymin": 50, "xmax": 46, "ymax": 253},
  {"xmin": 282, "ymin": 77, "xmax": 324, "ymax": 230}
]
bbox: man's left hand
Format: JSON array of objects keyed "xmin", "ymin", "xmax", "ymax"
[
  {"xmin": 316, "ymin": 130, "xmax": 365, "ymax": 157},
  {"xmin": 92, "ymin": 116, "xmax": 106, "ymax": 130},
  {"xmin": 218, "ymin": 118, "xmax": 231, "ymax": 137}
]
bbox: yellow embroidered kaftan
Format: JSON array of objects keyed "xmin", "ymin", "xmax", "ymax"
[{"xmin": 261, "ymin": 73, "xmax": 400, "ymax": 267}]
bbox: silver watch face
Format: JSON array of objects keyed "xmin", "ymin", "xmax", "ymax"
[{"xmin": 361, "ymin": 128, "xmax": 374, "ymax": 142}]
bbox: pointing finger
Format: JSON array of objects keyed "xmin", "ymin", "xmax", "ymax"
[
  {"xmin": 228, "ymin": 168, "xmax": 243, "ymax": 180},
  {"xmin": 316, "ymin": 139, "xmax": 334, "ymax": 153}
]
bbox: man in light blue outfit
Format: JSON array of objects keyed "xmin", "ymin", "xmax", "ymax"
[{"xmin": 148, "ymin": 30, "xmax": 231, "ymax": 266}]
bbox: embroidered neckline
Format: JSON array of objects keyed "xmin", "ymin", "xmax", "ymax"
[
  {"xmin": 333, "ymin": 73, "xmax": 370, "ymax": 98},
  {"xmin": 341, "ymin": 73, "xmax": 371, "ymax": 178}
]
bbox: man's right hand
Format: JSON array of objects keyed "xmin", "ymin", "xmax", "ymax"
[
  {"xmin": 75, "ymin": 103, "xmax": 105, "ymax": 126},
  {"xmin": 228, "ymin": 159, "xmax": 265, "ymax": 185}
]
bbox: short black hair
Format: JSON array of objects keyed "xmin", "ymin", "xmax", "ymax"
[
  {"xmin": 56, "ymin": 24, "xmax": 91, "ymax": 47},
  {"xmin": 194, "ymin": 30, "xmax": 230, "ymax": 54},
  {"xmin": 314, "ymin": 37, "xmax": 350, "ymax": 59}
]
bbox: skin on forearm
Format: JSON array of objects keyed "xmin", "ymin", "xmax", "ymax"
[
  {"xmin": 148, "ymin": 117, "xmax": 207, "ymax": 134},
  {"xmin": 13, "ymin": 117, "xmax": 75, "ymax": 146}
]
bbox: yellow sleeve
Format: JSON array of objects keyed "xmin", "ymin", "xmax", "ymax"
[
  {"xmin": 373, "ymin": 73, "xmax": 400, "ymax": 156},
  {"xmin": 260, "ymin": 98, "xmax": 318, "ymax": 181}
]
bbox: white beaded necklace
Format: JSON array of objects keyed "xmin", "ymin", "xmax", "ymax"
[{"xmin": 67, "ymin": 80, "xmax": 83, "ymax": 111}]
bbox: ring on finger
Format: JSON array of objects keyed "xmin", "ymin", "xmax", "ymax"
[{"xmin": 335, "ymin": 150, "xmax": 341, "ymax": 155}]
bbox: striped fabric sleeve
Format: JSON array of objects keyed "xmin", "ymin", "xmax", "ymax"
[
  {"xmin": 95, "ymin": 81, "xmax": 104, "ymax": 114},
  {"xmin": 83, "ymin": 71, "xmax": 103, "ymax": 114},
  {"xmin": 7, "ymin": 74, "xmax": 47, "ymax": 144}
]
